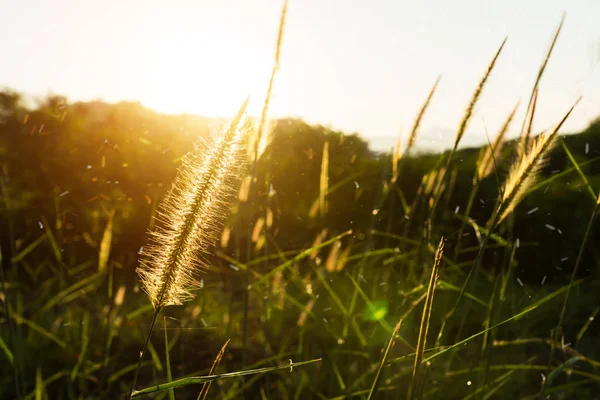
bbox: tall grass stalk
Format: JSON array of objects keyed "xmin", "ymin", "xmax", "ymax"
[
  {"xmin": 197, "ymin": 339, "xmax": 231, "ymax": 400},
  {"xmin": 242, "ymin": 0, "xmax": 287, "ymax": 366},
  {"xmin": 129, "ymin": 102, "xmax": 249, "ymax": 398},
  {"xmin": 518, "ymin": 15, "xmax": 564, "ymax": 158},
  {"xmin": 131, "ymin": 358, "xmax": 322, "ymax": 397},
  {"xmin": 366, "ymin": 320, "xmax": 403, "ymax": 400},
  {"xmin": 407, "ymin": 238, "xmax": 444, "ymax": 399}
]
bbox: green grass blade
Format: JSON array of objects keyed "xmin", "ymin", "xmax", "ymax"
[
  {"xmin": 423, "ymin": 305, "xmax": 538, "ymax": 363},
  {"xmin": 546, "ymin": 356, "xmax": 583, "ymax": 386},
  {"xmin": 11, "ymin": 309, "xmax": 66, "ymax": 349},
  {"xmin": 147, "ymin": 340, "xmax": 163, "ymax": 372},
  {"xmin": 367, "ymin": 320, "xmax": 402, "ymax": 400},
  {"xmin": 314, "ymin": 268, "xmax": 348, "ymax": 315},
  {"xmin": 41, "ymin": 216, "xmax": 62, "ymax": 264},
  {"xmin": 164, "ymin": 317, "xmax": 175, "ymax": 400},
  {"xmin": 560, "ymin": 140, "xmax": 597, "ymax": 200},
  {"xmin": 35, "ymin": 367, "xmax": 43, "ymax": 400},
  {"xmin": 108, "ymin": 361, "xmax": 153, "ymax": 384},
  {"xmin": 577, "ymin": 307, "xmax": 600, "ymax": 343},
  {"xmin": 126, "ymin": 304, "xmax": 154, "ymax": 320},
  {"xmin": 37, "ymin": 272, "xmax": 104, "ymax": 314},
  {"xmin": 0, "ymin": 333, "xmax": 13, "ymax": 365},
  {"xmin": 522, "ymin": 279, "xmax": 584, "ymax": 314},
  {"xmin": 437, "ymin": 280, "xmax": 486, "ymax": 307},
  {"xmin": 526, "ymin": 155, "xmax": 600, "ymax": 194},
  {"xmin": 11, "ymin": 233, "xmax": 47, "ymax": 263},
  {"xmin": 70, "ymin": 312, "xmax": 90, "ymax": 381},
  {"xmin": 255, "ymin": 230, "xmax": 352, "ymax": 286},
  {"xmin": 131, "ymin": 358, "xmax": 322, "ymax": 397}
]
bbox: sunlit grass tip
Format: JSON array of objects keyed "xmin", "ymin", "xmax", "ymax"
[
  {"xmin": 453, "ymin": 38, "xmax": 506, "ymax": 152},
  {"xmin": 136, "ymin": 100, "xmax": 250, "ymax": 310},
  {"xmin": 498, "ymin": 98, "xmax": 580, "ymax": 223}
]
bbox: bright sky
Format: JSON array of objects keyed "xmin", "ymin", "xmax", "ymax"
[{"xmin": 1, "ymin": 0, "xmax": 599, "ymax": 151}]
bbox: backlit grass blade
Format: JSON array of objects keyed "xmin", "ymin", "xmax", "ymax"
[
  {"xmin": 408, "ymin": 238, "xmax": 444, "ymax": 399},
  {"xmin": 131, "ymin": 358, "xmax": 322, "ymax": 397},
  {"xmin": 526, "ymin": 155, "xmax": 600, "ymax": 194},
  {"xmin": 518, "ymin": 15, "xmax": 564, "ymax": 155},
  {"xmin": 10, "ymin": 308, "xmax": 66, "ymax": 349},
  {"xmin": 367, "ymin": 320, "xmax": 402, "ymax": 400},
  {"xmin": 255, "ymin": 230, "xmax": 353, "ymax": 286},
  {"xmin": 11, "ymin": 233, "xmax": 46, "ymax": 263},
  {"xmin": 560, "ymin": 139, "xmax": 597, "ymax": 200},
  {"xmin": 198, "ymin": 339, "xmax": 230, "ymax": 400},
  {"xmin": 423, "ymin": 306, "xmax": 538, "ymax": 364}
]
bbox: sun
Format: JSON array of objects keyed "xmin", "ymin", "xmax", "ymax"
[{"xmin": 139, "ymin": 37, "xmax": 273, "ymax": 119}]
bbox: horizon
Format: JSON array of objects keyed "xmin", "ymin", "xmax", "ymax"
[{"xmin": 1, "ymin": 0, "xmax": 599, "ymax": 153}]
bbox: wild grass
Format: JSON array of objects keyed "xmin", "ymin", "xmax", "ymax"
[
  {"xmin": 130, "ymin": 101, "xmax": 250, "ymax": 397},
  {"xmin": 2, "ymin": 9, "xmax": 600, "ymax": 400}
]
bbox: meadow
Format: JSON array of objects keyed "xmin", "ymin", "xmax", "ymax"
[{"xmin": 2, "ymin": 8, "xmax": 600, "ymax": 400}]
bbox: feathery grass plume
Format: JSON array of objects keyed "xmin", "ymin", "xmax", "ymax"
[
  {"xmin": 452, "ymin": 38, "xmax": 506, "ymax": 154},
  {"xmin": 409, "ymin": 76, "xmax": 441, "ymax": 150},
  {"xmin": 319, "ymin": 141, "xmax": 329, "ymax": 218},
  {"xmin": 518, "ymin": 15, "xmax": 564, "ymax": 155},
  {"xmin": 129, "ymin": 101, "xmax": 249, "ymax": 399},
  {"xmin": 407, "ymin": 238, "xmax": 444, "ymax": 400},
  {"xmin": 392, "ymin": 76, "xmax": 441, "ymax": 183},
  {"xmin": 477, "ymin": 102, "xmax": 519, "ymax": 181},
  {"xmin": 497, "ymin": 98, "xmax": 580, "ymax": 223},
  {"xmin": 137, "ymin": 100, "xmax": 249, "ymax": 309}
]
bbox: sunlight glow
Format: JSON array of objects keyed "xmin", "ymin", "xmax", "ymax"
[{"xmin": 140, "ymin": 39, "xmax": 272, "ymax": 118}]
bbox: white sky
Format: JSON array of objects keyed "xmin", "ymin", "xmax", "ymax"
[{"xmin": 1, "ymin": 0, "xmax": 599, "ymax": 151}]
